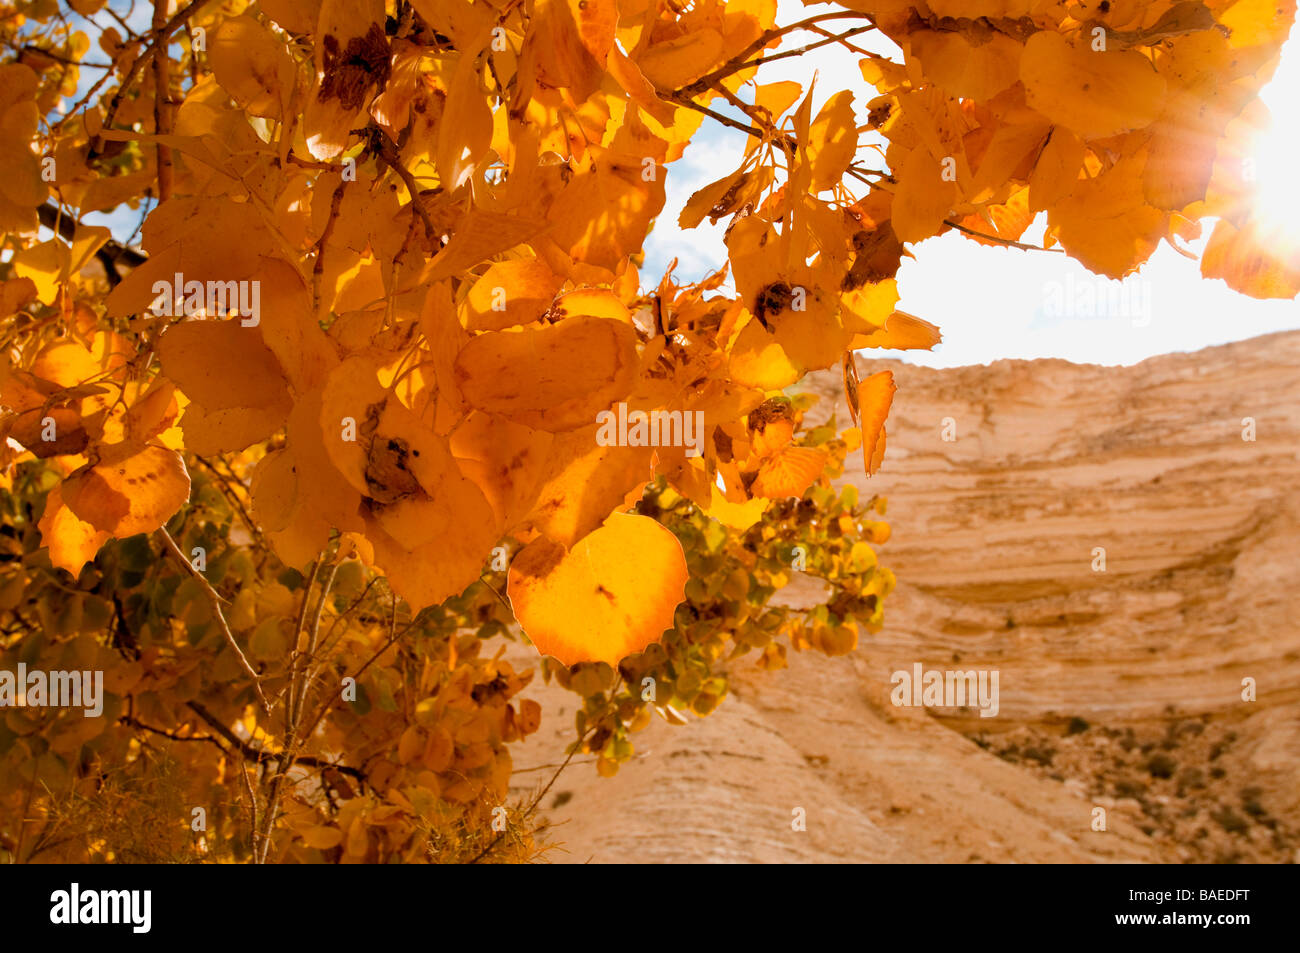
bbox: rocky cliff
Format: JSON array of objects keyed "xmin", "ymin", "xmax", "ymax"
[{"xmin": 513, "ymin": 330, "xmax": 1300, "ymax": 863}]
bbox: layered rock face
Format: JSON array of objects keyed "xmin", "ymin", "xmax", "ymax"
[
  {"xmin": 843, "ymin": 330, "xmax": 1300, "ymax": 730},
  {"xmin": 516, "ymin": 331, "xmax": 1300, "ymax": 863}
]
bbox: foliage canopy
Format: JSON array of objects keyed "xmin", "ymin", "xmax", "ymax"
[{"xmin": 0, "ymin": 0, "xmax": 1293, "ymax": 861}]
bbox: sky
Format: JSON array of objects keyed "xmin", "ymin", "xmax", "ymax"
[{"xmin": 640, "ymin": 0, "xmax": 1300, "ymax": 368}]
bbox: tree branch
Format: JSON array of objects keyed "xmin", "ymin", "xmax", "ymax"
[
  {"xmin": 37, "ymin": 202, "xmax": 148, "ymax": 280},
  {"xmin": 150, "ymin": 0, "xmax": 174, "ymax": 201},
  {"xmin": 368, "ymin": 123, "xmax": 438, "ymax": 240},
  {"xmin": 680, "ymin": 11, "xmax": 876, "ymax": 96},
  {"xmin": 182, "ymin": 700, "xmax": 365, "ymax": 780},
  {"xmin": 94, "ymin": 0, "xmax": 219, "ymax": 153}
]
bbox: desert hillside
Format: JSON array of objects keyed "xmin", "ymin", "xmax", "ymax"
[{"xmin": 511, "ymin": 330, "xmax": 1300, "ymax": 863}]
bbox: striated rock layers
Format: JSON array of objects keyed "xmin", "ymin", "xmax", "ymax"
[{"xmin": 515, "ymin": 331, "xmax": 1300, "ymax": 863}]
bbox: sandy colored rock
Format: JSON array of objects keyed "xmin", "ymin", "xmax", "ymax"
[{"xmin": 510, "ymin": 331, "xmax": 1300, "ymax": 863}]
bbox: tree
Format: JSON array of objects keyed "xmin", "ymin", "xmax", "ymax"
[{"xmin": 0, "ymin": 0, "xmax": 1293, "ymax": 863}]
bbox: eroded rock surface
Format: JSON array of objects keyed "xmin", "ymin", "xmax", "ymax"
[{"xmin": 516, "ymin": 332, "xmax": 1300, "ymax": 863}]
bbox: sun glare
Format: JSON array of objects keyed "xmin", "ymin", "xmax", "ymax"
[{"xmin": 1248, "ymin": 35, "xmax": 1300, "ymax": 242}]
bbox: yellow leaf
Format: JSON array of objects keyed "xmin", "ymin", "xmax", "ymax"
[
  {"xmin": 38, "ymin": 485, "xmax": 111, "ymax": 576},
  {"xmin": 908, "ymin": 29, "xmax": 1022, "ymax": 100},
  {"xmin": 299, "ymin": 826, "xmax": 344, "ymax": 850},
  {"xmin": 508, "ymin": 512, "xmax": 688, "ymax": 666},
  {"xmin": 450, "ymin": 411, "xmax": 553, "ymax": 533},
  {"xmin": 454, "ymin": 316, "xmax": 639, "ymax": 431},
  {"xmin": 637, "ymin": 29, "xmax": 724, "ymax": 89},
  {"xmin": 249, "ymin": 617, "xmax": 289, "ymax": 662},
  {"xmin": 1047, "ymin": 153, "xmax": 1166, "ymax": 279},
  {"xmin": 754, "ymin": 80, "xmax": 802, "ymax": 120},
  {"xmin": 679, "ymin": 169, "xmax": 747, "ymax": 229},
  {"xmin": 421, "ymin": 209, "xmax": 548, "ymax": 284},
  {"xmin": 851, "ymin": 310, "xmax": 942, "ymax": 351},
  {"xmin": 851, "ymin": 369, "xmax": 894, "ymax": 477},
  {"xmin": 0, "ymin": 100, "xmax": 45, "ymax": 209},
  {"xmin": 524, "ymin": 425, "xmax": 652, "ymax": 547},
  {"xmin": 705, "ymin": 483, "xmax": 770, "ymax": 530},
  {"xmin": 840, "ymin": 279, "xmax": 901, "ymax": 334},
  {"xmin": 1201, "ymin": 217, "xmax": 1300, "ymax": 299},
  {"xmin": 11, "ymin": 240, "xmax": 64, "ymax": 304},
  {"xmin": 209, "ymin": 14, "xmax": 295, "ymax": 118},
  {"xmin": 891, "ymin": 145, "xmax": 957, "ymax": 244},
  {"xmin": 1021, "ymin": 31, "xmax": 1166, "ymax": 139},
  {"xmin": 727, "ymin": 318, "xmax": 802, "ymax": 390},
  {"xmin": 436, "ymin": 42, "xmax": 494, "ymax": 191},
  {"xmin": 157, "ymin": 320, "xmax": 293, "ymax": 455},
  {"xmin": 62, "ymin": 446, "xmax": 191, "ymax": 538},
  {"xmin": 1028, "ymin": 127, "xmax": 1085, "ymax": 212},
  {"xmin": 462, "ymin": 260, "xmax": 562, "ymax": 331},
  {"xmin": 807, "ymin": 91, "xmax": 858, "ymax": 193}
]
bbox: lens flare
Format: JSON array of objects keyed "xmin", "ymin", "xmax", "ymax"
[{"xmin": 1247, "ymin": 37, "xmax": 1300, "ymax": 245}]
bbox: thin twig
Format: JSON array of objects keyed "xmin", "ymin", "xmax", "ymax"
[
  {"xmin": 680, "ymin": 11, "xmax": 875, "ymax": 97},
  {"xmin": 943, "ymin": 218, "xmax": 1065, "ymax": 253},
  {"xmin": 708, "ymin": 24, "xmax": 877, "ymax": 79},
  {"xmin": 37, "ymin": 202, "xmax": 147, "ymax": 268},
  {"xmin": 667, "ymin": 93, "xmax": 767, "ymax": 141},
  {"xmin": 296, "ymin": 593, "xmax": 411, "ymax": 752},
  {"xmin": 239, "ymin": 761, "xmax": 259, "ymax": 861},
  {"xmin": 157, "ymin": 525, "xmax": 270, "ymax": 715},
  {"xmin": 312, "ymin": 177, "xmax": 347, "ymax": 314},
  {"xmin": 286, "ymin": 557, "xmax": 323, "ymax": 731},
  {"xmin": 293, "ymin": 558, "xmax": 339, "ymax": 732},
  {"xmin": 182, "ymin": 700, "xmax": 364, "ymax": 779},
  {"xmin": 368, "ymin": 123, "xmax": 437, "ymax": 240},
  {"xmin": 20, "ymin": 44, "xmax": 113, "ymax": 68},
  {"xmin": 95, "ymin": 0, "xmax": 218, "ymax": 146}
]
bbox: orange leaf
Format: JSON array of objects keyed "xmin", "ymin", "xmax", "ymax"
[
  {"xmin": 851, "ymin": 311, "xmax": 942, "ymax": 351},
  {"xmin": 524, "ymin": 426, "xmax": 653, "ymax": 547},
  {"xmin": 1021, "ymin": 31, "xmax": 1166, "ymax": 139},
  {"xmin": 868, "ymin": 425, "xmax": 887, "ymax": 475},
  {"xmin": 462, "ymin": 260, "xmax": 562, "ymax": 331},
  {"xmin": 508, "ymin": 513, "xmax": 687, "ymax": 666},
  {"xmin": 1200, "ymin": 217, "xmax": 1300, "ymax": 300},
  {"xmin": 750, "ymin": 445, "xmax": 827, "ymax": 499},
  {"xmin": 38, "ymin": 484, "xmax": 111, "ymax": 576},
  {"xmin": 157, "ymin": 319, "xmax": 293, "ymax": 455},
  {"xmin": 454, "ymin": 316, "xmax": 639, "ymax": 432},
  {"xmin": 855, "ymin": 369, "xmax": 895, "ymax": 477},
  {"xmin": 61, "ymin": 446, "xmax": 191, "ymax": 537},
  {"xmin": 450, "ymin": 410, "xmax": 554, "ymax": 533}
]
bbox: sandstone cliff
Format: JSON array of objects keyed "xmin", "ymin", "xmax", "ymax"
[{"xmin": 513, "ymin": 330, "xmax": 1300, "ymax": 863}]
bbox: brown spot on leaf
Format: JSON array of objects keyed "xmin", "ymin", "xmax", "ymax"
[
  {"xmin": 318, "ymin": 24, "xmax": 391, "ymax": 111},
  {"xmin": 752, "ymin": 281, "xmax": 793, "ymax": 330}
]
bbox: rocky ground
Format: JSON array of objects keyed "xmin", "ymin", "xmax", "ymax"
[{"xmin": 509, "ymin": 330, "xmax": 1300, "ymax": 863}]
